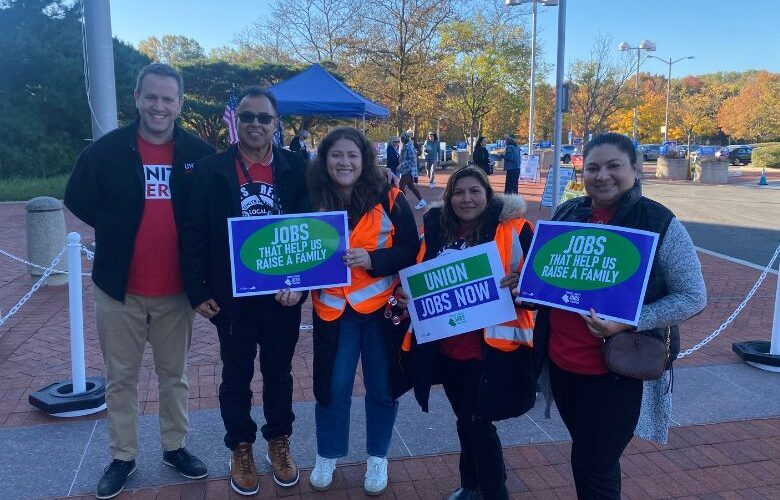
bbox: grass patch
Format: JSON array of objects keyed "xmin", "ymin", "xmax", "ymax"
[{"xmin": 0, "ymin": 174, "xmax": 69, "ymax": 201}]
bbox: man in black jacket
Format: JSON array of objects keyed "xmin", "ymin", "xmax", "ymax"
[
  {"xmin": 180, "ymin": 86, "xmax": 308, "ymax": 496},
  {"xmin": 64, "ymin": 63, "xmax": 215, "ymax": 500}
]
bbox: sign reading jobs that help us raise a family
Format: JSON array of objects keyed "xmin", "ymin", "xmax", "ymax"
[
  {"xmin": 227, "ymin": 211, "xmax": 350, "ymax": 297},
  {"xmin": 517, "ymin": 221, "xmax": 659, "ymax": 325},
  {"xmin": 399, "ymin": 242, "xmax": 517, "ymax": 344}
]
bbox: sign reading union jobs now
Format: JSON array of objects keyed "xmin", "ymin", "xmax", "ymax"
[
  {"xmin": 227, "ymin": 211, "xmax": 350, "ymax": 297},
  {"xmin": 517, "ymin": 221, "xmax": 659, "ymax": 325},
  {"xmin": 399, "ymin": 242, "xmax": 517, "ymax": 344}
]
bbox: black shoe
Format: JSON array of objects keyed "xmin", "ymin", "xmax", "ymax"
[
  {"xmin": 96, "ymin": 459, "xmax": 136, "ymax": 499},
  {"xmin": 447, "ymin": 487, "xmax": 483, "ymax": 500},
  {"xmin": 163, "ymin": 447, "xmax": 208, "ymax": 479}
]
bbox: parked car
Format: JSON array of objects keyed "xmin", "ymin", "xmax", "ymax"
[
  {"xmin": 639, "ymin": 144, "xmax": 661, "ymax": 161},
  {"xmin": 716, "ymin": 145, "xmax": 752, "ymax": 165},
  {"xmin": 561, "ymin": 145, "xmax": 577, "ymax": 164}
]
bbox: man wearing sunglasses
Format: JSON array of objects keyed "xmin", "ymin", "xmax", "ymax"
[
  {"xmin": 65, "ymin": 63, "xmax": 215, "ymax": 499},
  {"xmin": 181, "ymin": 86, "xmax": 309, "ymax": 496}
]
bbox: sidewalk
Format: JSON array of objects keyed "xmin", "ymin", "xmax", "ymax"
[
  {"xmin": 59, "ymin": 417, "xmax": 780, "ymax": 500},
  {"xmin": 1, "ymin": 164, "xmax": 779, "ymax": 499}
]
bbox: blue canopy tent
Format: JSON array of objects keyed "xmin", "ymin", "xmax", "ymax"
[{"xmin": 268, "ymin": 64, "xmax": 389, "ymax": 120}]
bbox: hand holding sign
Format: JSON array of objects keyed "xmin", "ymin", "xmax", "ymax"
[
  {"xmin": 344, "ymin": 248, "xmax": 372, "ymax": 270},
  {"xmin": 580, "ymin": 307, "xmax": 633, "ymax": 339}
]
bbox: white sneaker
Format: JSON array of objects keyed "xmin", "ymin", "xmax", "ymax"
[
  {"xmin": 364, "ymin": 456, "xmax": 388, "ymax": 496},
  {"xmin": 309, "ymin": 454, "xmax": 337, "ymax": 491},
  {"xmin": 414, "ymin": 199, "xmax": 428, "ymax": 210},
  {"xmin": 429, "ymin": 178, "xmax": 436, "ymax": 189}
]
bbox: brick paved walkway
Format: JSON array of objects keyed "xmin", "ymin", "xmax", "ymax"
[{"xmin": 58, "ymin": 417, "xmax": 780, "ymax": 500}]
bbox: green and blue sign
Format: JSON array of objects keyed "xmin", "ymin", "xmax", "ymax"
[
  {"xmin": 399, "ymin": 242, "xmax": 517, "ymax": 344},
  {"xmin": 227, "ymin": 211, "xmax": 350, "ymax": 296},
  {"xmin": 518, "ymin": 221, "xmax": 659, "ymax": 325}
]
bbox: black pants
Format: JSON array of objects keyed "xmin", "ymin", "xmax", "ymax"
[
  {"xmin": 438, "ymin": 354, "xmax": 508, "ymax": 500},
  {"xmin": 549, "ymin": 361, "xmax": 643, "ymax": 500},
  {"xmin": 504, "ymin": 169, "xmax": 519, "ymax": 194},
  {"xmin": 215, "ymin": 299, "xmax": 301, "ymax": 450}
]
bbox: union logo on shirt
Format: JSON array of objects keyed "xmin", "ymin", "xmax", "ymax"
[
  {"xmin": 144, "ymin": 164, "xmax": 173, "ymax": 200},
  {"xmin": 239, "ymin": 181, "xmax": 276, "ymax": 216}
]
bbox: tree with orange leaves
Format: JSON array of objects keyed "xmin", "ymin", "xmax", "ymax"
[{"xmin": 717, "ymin": 71, "xmax": 780, "ymax": 142}]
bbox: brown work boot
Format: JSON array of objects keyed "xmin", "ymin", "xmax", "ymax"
[
  {"xmin": 230, "ymin": 442, "xmax": 259, "ymax": 496},
  {"xmin": 266, "ymin": 435, "xmax": 299, "ymax": 487}
]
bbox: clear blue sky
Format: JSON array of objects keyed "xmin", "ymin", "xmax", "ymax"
[{"xmin": 109, "ymin": 0, "xmax": 780, "ymax": 80}]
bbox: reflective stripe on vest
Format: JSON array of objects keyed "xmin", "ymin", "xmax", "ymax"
[
  {"xmin": 347, "ymin": 274, "xmax": 399, "ymax": 305},
  {"xmin": 315, "ymin": 289, "xmax": 346, "ymax": 311},
  {"xmin": 312, "ymin": 188, "xmax": 401, "ymax": 321},
  {"xmin": 484, "ymin": 325, "xmax": 533, "ymax": 347}
]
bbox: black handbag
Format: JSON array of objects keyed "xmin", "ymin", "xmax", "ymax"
[{"xmin": 602, "ymin": 327, "xmax": 670, "ymax": 380}]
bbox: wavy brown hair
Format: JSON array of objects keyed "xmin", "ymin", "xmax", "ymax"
[
  {"xmin": 307, "ymin": 127, "xmax": 388, "ymax": 225},
  {"xmin": 440, "ymin": 166, "xmax": 497, "ymax": 247}
]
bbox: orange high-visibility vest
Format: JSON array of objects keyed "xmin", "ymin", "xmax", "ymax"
[
  {"xmin": 401, "ymin": 217, "xmax": 535, "ymax": 352},
  {"xmin": 312, "ymin": 188, "xmax": 402, "ymax": 321}
]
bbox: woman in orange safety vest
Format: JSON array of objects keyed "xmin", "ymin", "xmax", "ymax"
[
  {"xmin": 395, "ymin": 166, "xmax": 537, "ymax": 500},
  {"xmin": 307, "ymin": 127, "xmax": 419, "ymax": 496}
]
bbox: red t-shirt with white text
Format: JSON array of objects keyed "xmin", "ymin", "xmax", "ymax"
[
  {"xmin": 548, "ymin": 206, "xmax": 615, "ymax": 374},
  {"xmin": 126, "ymin": 134, "xmax": 183, "ymax": 296},
  {"xmin": 235, "ymin": 146, "xmax": 276, "ymax": 216}
]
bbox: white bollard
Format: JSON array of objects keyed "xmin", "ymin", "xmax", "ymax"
[
  {"xmin": 772, "ymin": 258, "xmax": 780, "ymax": 356},
  {"xmin": 67, "ymin": 232, "xmax": 87, "ymax": 394}
]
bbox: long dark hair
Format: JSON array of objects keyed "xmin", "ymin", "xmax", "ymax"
[
  {"xmin": 440, "ymin": 166, "xmax": 496, "ymax": 247},
  {"xmin": 308, "ymin": 127, "xmax": 387, "ymax": 225}
]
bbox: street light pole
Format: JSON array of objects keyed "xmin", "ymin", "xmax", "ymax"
[
  {"xmin": 633, "ymin": 49, "xmax": 640, "ymax": 142},
  {"xmin": 619, "ymin": 40, "xmax": 655, "ymax": 143},
  {"xmin": 647, "ymin": 55, "xmax": 694, "ymax": 143},
  {"xmin": 551, "ymin": 0, "xmax": 566, "ymax": 213},
  {"xmin": 528, "ymin": 0, "xmax": 537, "ymax": 154},
  {"xmin": 505, "ymin": 1, "xmax": 557, "ymax": 155}
]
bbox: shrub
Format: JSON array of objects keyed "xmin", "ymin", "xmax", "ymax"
[{"xmin": 752, "ymin": 144, "xmax": 780, "ymax": 170}]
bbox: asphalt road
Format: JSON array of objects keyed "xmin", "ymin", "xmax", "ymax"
[{"xmin": 642, "ymin": 180, "xmax": 780, "ymax": 267}]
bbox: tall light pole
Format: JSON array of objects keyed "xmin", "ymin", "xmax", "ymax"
[
  {"xmin": 506, "ymin": 0, "xmax": 558, "ymax": 155},
  {"xmin": 618, "ymin": 40, "xmax": 655, "ymax": 143},
  {"xmin": 647, "ymin": 55, "xmax": 694, "ymax": 143}
]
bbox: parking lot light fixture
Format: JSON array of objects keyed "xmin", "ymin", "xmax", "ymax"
[
  {"xmin": 505, "ymin": 0, "xmax": 558, "ymax": 157},
  {"xmin": 648, "ymin": 54, "xmax": 694, "ymax": 143},
  {"xmin": 619, "ymin": 40, "xmax": 656, "ymax": 143}
]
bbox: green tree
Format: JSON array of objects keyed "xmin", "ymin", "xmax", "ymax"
[
  {"xmin": 177, "ymin": 60, "xmax": 301, "ymax": 147},
  {"xmin": 137, "ymin": 34, "xmax": 205, "ymax": 66},
  {"xmin": 439, "ymin": 1, "xmax": 531, "ymax": 148},
  {"xmin": 0, "ymin": 0, "xmax": 149, "ymax": 178}
]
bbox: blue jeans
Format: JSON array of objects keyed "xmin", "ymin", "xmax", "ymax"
[{"xmin": 315, "ymin": 310, "xmax": 398, "ymax": 458}]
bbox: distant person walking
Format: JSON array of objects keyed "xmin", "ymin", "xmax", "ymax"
[
  {"xmin": 423, "ymin": 131, "xmax": 440, "ymax": 188},
  {"xmin": 473, "ymin": 136, "xmax": 491, "ymax": 174},
  {"xmin": 503, "ymin": 135, "xmax": 520, "ymax": 195},
  {"xmin": 386, "ymin": 137, "xmax": 400, "ymax": 176},
  {"xmin": 398, "ymin": 132, "xmax": 427, "ymax": 209}
]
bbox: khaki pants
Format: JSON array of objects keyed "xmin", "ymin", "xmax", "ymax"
[{"xmin": 94, "ymin": 286, "xmax": 193, "ymax": 461}]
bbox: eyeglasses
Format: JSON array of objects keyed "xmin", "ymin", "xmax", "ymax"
[{"xmin": 237, "ymin": 112, "xmax": 276, "ymax": 125}]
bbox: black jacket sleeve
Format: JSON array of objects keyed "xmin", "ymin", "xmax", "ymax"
[
  {"xmin": 368, "ymin": 193, "xmax": 420, "ymax": 277},
  {"xmin": 180, "ymin": 161, "xmax": 214, "ymax": 308},
  {"xmin": 64, "ymin": 145, "xmax": 100, "ymax": 227}
]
